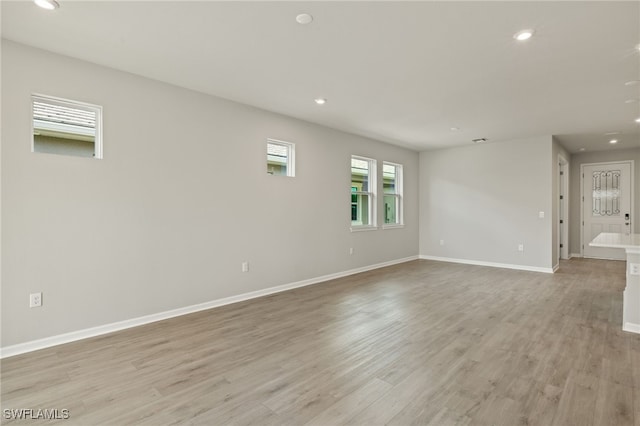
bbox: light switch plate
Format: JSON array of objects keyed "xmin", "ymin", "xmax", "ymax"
[{"xmin": 630, "ymin": 263, "xmax": 640, "ymax": 276}]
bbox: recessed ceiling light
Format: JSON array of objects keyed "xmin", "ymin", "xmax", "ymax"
[
  {"xmin": 635, "ymin": 118, "xmax": 640, "ymax": 123},
  {"xmin": 604, "ymin": 131, "xmax": 620, "ymax": 136},
  {"xmin": 609, "ymin": 139, "xmax": 619, "ymax": 144},
  {"xmin": 579, "ymin": 148, "xmax": 586, "ymax": 151},
  {"xmin": 625, "ymin": 80, "xmax": 640, "ymax": 86},
  {"xmin": 472, "ymin": 138, "xmax": 488, "ymax": 144},
  {"xmin": 296, "ymin": 13, "xmax": 313, "ymax": 25},
  {"xmin": 314, "ymin": 98, "xmax": 326, "ymax": 105},
  {"xmin": 514, "ymin": 30, "xmax": 534, "ymax": 41},
  {"xmin": 450, "ymin": 127, "xmax": 460, "ymax": 131},
  {"xmin": 34, "ymin": 0, "xmax": 59, "ymax": 9},
  {"xmin": 625, "ymin": 99, "xmax": 639, "ymax": 104},
  {"xmin": 636, "ymin": 44, "xmax": 640, "ymax": 52}
]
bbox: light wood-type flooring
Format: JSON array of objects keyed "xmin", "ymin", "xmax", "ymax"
[{"xmin": 2, "ymin": 258, "xmax": 639, "ymax": 425}]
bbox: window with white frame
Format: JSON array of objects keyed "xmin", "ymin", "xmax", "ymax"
[
  {"xmin": 351, "ymin": 156, "xmax": 377, "ymax": 229},
  {"xmin": 267, "ymin": 139, "xmax": 295, "ymax": 177},
  {"xmin": 32, "ymin": 94, "xmax": 103, "ymax": 159},
  {"xmin": 383, "ymin": 162, "xmax": 403, "ymax": 227}
]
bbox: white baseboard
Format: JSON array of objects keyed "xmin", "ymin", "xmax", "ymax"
[
  {"xmin": 553, "ymin": 263, "xmax": 560, "ymax": 273},
  {"xmin": 624, "ymin": 322, "xmax": 640, "ymax": 334},
  {"xmin": 0, "ymin": 256, "xmax": 418, "ymax": 359},
  {"xmin": 570, "ymin": 253, "xmax": 583, "ymax": 259},
  {"xmin": 418, "ymin": 255, "xmax": 554, "ymax": 274}
]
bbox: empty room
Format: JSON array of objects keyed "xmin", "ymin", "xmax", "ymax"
[{"xmin": 2, "ymin": 1, "xmax": 640, "ymax": 425}]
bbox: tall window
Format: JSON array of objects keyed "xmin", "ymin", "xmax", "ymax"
[
  {"xmin": 351, "ymin": 156, "xmax": 377, "ymax": 229},
  {"xmin": 267, "ymin": 139, "xmax": 295, "ymax": 177},
  {"xmin": 32, "ymin": 94, "xmax": 103, "ymax": 159},
  {"xmin": 383, "ymin": 162, "xmax": 403, "ymax": 227}
]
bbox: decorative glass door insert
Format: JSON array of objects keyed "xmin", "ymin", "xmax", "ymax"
[{"xmin": 592, "ymin": 170, "xmax": 621, "ymax": 217}]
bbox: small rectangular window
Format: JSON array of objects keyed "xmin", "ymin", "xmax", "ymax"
[
  {"xmin": 32, "ymin": 94, "xmax": 103, "ymax": 159},
  {"xmin": 351, "ymin": 156, "xmax": 377, "ymax": 230},
  {"xmin": 383, "ymin": 162, "xmax": 403, "ymax": 227},
  {"xmin": 267, "ymin": 139, "xmax": 295, "ymax": 177}
]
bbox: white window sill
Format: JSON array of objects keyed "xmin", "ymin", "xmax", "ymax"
[
  {"xmin": 350, "ymin": 225, "xmax": 379, "ymax": 233},
  {"xmin": 382, "ymin": 224, "xmax": 405, "ymax": 230}
]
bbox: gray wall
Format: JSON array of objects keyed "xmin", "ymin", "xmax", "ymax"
[
  {"xmin": 569, "ymin": 147, "xmax": 640, "ymax": 255},
  {"xmin": 419, "ymin": 136, "xmax": 554, "ymax": 270},
  {"xmin": 1, "ymin": 41, "xmax": 419, "ymax": 347}
]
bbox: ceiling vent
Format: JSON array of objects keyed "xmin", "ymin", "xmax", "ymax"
[{"xmin": 472, "ymin": 138, "xmax": 488, "ymax": 143}]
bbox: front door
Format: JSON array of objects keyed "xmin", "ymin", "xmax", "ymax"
[{"xmin": 582, "ymin": 161, "xmax": 633, "ymax": 260}]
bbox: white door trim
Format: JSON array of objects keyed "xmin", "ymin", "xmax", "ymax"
[
  {"xmin": 559, "ymin": 155, "xmax": 569, "ymax": 260},
  {"xmin": 580, "ymin": 160, "xmax": 635, "ymax": 257}
]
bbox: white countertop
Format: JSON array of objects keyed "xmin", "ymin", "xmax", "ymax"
[{"xmin": 589, "ymin": 232, "xmax": 640, "ymax": 250}]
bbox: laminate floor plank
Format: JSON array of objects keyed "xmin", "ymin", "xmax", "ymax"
[
  {"xmin": 2, "ymin": 258, "xmax": 638, "ymax": 425},
  {"xmin": 593, "ymin": 378, "xmax": 634, "ymax": 426},
  {"xmin": 551, "ymin": 365, "xmax": 599, "ymax": 426}
]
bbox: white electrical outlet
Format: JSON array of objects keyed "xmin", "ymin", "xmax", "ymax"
[
  {"xmin": 630, "ymin": 263, "xmax": 640, "ymax": 276},
  {"xmin": 241, "ymin": 262, "xmax": 249, "ymax": 273},
  {"xmin": 440, "ymin": 240, "xmax": 445, "ymax": 246},
  {"xmin": 538, "ymin": 211, "xmax": 545, "ymax": 219},
  {"xmin": 29, "ymin": 292, "xmax": 42, "ymax": 308},
  {"xmin": 349, "ymin": 248, "xmax": 354, "ymax": 255},
  {"xmin": 518, "ymin": 244, "xmax": 524, "ymax": 252}
]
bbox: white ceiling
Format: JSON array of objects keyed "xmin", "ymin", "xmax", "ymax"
[{"xmin": 2, "ymin": 1, "xmax": 640, "ymax": 153}]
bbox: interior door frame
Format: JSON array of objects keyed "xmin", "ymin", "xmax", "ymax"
[
  {"xmin": 558, "ymin": 155, "xmax": 569, "ymax": 260},
  {"xmin": 580, "ymin": 160, "xmax": 635, "ymax": 257}
]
